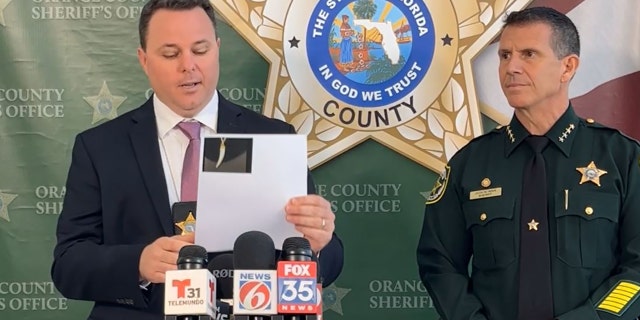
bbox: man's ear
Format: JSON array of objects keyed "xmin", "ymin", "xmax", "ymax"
[
  {"xmin": 561, "ymin": 54, "xmax": 580, "ymax": 82},
  {"xmin": 137, "ymin": 47, "xmax": 148, "ymax": 76}
]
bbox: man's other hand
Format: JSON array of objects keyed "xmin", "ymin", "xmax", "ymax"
[{"xmin": 139, "ymin": 233, "xmax": 195, "ymax": 283}]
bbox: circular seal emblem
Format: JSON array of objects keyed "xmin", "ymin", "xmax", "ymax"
[{"xmin": 284, "ymin": 0, "xmax": 458, "ymax": 131}]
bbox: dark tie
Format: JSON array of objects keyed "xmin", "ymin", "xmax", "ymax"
[
  {"xmin": 177, "ymin": 121, "xmax": 201, "ymax": 202},
  {"xmin": 518, "ymin": 136, "xmax": 554, "ymax": 320}
]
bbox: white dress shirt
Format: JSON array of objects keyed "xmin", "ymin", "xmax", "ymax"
[{"xmin": 154, "ymin": 92, "xmax": 219, "ymax": 206}]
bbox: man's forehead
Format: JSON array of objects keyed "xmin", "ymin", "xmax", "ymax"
[
  {"xmin": 499, "ymin": 24, "xmax": 552, "ymax": 44},
  {"xmin": 147, "ymin": 7, "xmax": 215, "ymax": 30},
  {"xmin": 146, "ymin": 9, "xmax": 216, "ymax": 45}
]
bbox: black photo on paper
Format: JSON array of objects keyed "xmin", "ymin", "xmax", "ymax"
[{"xmin": 202, "ymin": 137, "xmax": 253, "ymax": 173}]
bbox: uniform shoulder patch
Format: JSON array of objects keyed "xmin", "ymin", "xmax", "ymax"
[
  {"xmin": 595, "ymin": 280, "xmax": 640, "ymax": 316},
  {"xmin": 426, "ymin": 165, "xmax": 450, "ymax": 205}
]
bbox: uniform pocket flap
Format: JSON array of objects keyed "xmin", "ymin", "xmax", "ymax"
[
  {"xmin": 463, "ymin": 198, "xmax": 516, "ymax": 229},
  {"xmin": 555, "ymin": 190, "xmax": 619, "ymax": 222}
]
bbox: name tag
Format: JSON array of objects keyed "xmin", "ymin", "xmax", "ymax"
[{"xmin": 469, "ymin": 187, "xmax": 502, "ymax": 200}]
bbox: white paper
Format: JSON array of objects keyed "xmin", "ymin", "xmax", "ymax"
[{"xmin": 194, "ymin": 134, "xmax": 307, "ymax": 252}]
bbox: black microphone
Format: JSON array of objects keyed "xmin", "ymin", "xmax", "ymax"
[
  {"xmin": 208, "ymin": 254, "xmax": 234, "ymax": 319},
  {"xmin": 281, "ymin": 237, "xmax": 314, "ymax": 261},
  {"xmin": 277, "ymin": 238, "xmax": 319, "ymax": 320},
  {"xmin": 232, "ymin": 231, "xmax": 282, "ymax": 320},
  {"xmin": 178, "ymin": 245, "xmax": 209, "ymax": 270},
  {"xmin": 165, "ymin": 245, "xmax": 215, "ymax": 320}
]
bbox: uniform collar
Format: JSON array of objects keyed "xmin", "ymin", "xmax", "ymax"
[{"xmin": 504, "ymin": 104, "xmax": 579, "ymax": 157}]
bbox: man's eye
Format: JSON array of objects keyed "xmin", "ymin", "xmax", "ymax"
[{"xmin": 193, "ymin": 47, "xmax": 209, "ymax": 55}]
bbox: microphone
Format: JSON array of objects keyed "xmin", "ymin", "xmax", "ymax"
[
  {"xmin": 208, "ymin": 253, "xmax": 234, "ymax": 319},
  {"xmin": 277, "ymin": 237, "xmax": 319, "ymax": 319},
  {"xmin": 232, "ymin": 231, "xmax": 279, "ymax": 319},
  {"xmin": 165, "ymin": 245, "xmax": 216, "ymax": 320}
]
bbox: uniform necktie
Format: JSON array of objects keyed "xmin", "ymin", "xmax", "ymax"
[
  {"xmin": 177, "ymin": 121, "xmax": 201, "ymax": 202},
  {"xmin": 517, "ymin": 135, "xmax": 554, "ymax": 320}
]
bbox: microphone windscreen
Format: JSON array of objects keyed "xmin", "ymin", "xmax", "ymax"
[
  {"xmin": 233, "ymin": 231, "xmax": 276, "ymax": 270},
  {"xmin": 177, "ymin": 245, "xmax": 208, "ymax": 269},
  {"xmin": 281, "ymin": 237, "xmax": 313, "ymax": 261},
  {"xmin": 208, "ymin": 253, "xmax": 234, "ymax": 299},
  {"xmin": 282, "ymin": 237, "xmax": 312, "ymax": 252},
  {"xmin": 178, "ymin": 245, "xmax": 208, "ymax": 260}
]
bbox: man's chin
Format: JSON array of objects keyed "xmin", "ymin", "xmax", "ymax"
[
  {"xmin": 170, "ymin": 101, "xmax": 206, "ymax": 117},
  {"xmin": 505, "ymin": 97, "xmax": 530, "ymax": 109}
]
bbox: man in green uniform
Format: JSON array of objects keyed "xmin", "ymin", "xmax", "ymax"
[{"xmin": 416, "ymin": 6, "xmax": 640, "ymax": 320}]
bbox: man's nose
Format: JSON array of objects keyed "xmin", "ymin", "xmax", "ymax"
[
  {"xmin": 179, "ymin": 53, "xmax": 196, "ymax": 72},
  {"xmin": 504, "ymin": 56, "xmax": 522, "ymax": 74}
]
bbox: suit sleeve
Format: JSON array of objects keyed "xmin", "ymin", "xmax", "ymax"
[
  {"xmin": 287, "ymin": 123, "xmax": 344, "ymax": 287},
  {"xmin": 51, "ymin": 134, "xmax": 149, "ymax": 309},
  {"xmin": 416, "ymin": 165, "xmax": 489, "ymax": 320},
  {"xmin": 556, "ymin": 145, "xmax": 640, "ymax": 320},
  {"xmin": 307, "ymin": 176, "xmax": 344, "ymax": 287}
]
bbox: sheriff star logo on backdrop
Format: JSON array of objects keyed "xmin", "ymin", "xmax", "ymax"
[
  {"xmin": 322, "ymin": 283, "xmax": 352, "ymax": 315},
  {"xmin": 0, "ymin": 0, "xmax": 12, "ymax": 27},
  {"xmin": 83, "ymin": 81, "xmax": 127, "ymax": 125},
  {"xmin": 0, "ymin": 191, "xmax": 18, "ymax": 222},
  {"xmin": 213, "ymin": 0, "xmax": 531, "ymax": 172}
]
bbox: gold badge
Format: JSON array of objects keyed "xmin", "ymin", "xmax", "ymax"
[
  {"xmin": 527, "ymin": 219, "xmax": 539, "ymax": 231},
  {"xmin": 596, "ymin": 280, "xmax": 640, "ymax": 316},
  {"xmin": 175, "ymin": 212, "xmax": 196, "ymax": 235},
  {"xmin": 576, "ymin": 161, "xmax": 607, "ymax": 186}
]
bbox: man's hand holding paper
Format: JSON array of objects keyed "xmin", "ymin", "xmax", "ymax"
[{"xmin": 285, "ymin": 194, "xmax": 335, "ymax": 253}]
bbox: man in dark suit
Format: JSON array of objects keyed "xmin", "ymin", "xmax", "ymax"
[{"xmin": 51, "ymin": 1, "xmax": 344, "ymax": 319}]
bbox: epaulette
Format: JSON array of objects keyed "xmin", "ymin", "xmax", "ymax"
[
  {"xmin": 464, "ymin": 124, "xmax": 505, "ymax": 144},
  {"xmin": 582, "ymin": 117, "xmax": 640, "ymax": 146}
]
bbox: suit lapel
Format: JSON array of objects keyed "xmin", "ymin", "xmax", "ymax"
[
  {"xmin": 129, "ymin": 99, "xmax": 173, "ymax": 235},
  {"xmin": 217, "ymin": 94, "xmax": 246, "ymax": 134}
]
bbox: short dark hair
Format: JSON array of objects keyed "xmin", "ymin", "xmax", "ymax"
[
  {"xmin": 139, "ymin": 0, "xmax": 218, "ymax": 50},
  {"xmin": 503, "ymin": 6, "xmax": 580, "ymax": 58}
]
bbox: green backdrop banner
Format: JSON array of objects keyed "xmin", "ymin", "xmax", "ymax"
[{"xmin": 1, "ymin": 0, "xmax": 638, "ymax": 319}]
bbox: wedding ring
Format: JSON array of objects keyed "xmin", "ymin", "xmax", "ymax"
[{"xmin": 321, "ymin": 218, "xmax": 326, "ymax": 230}]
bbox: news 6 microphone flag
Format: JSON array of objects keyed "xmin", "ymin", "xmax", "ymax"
[
  {"xmin": 1, "ymin": 1, "xmax": 639, "ymax": 320},
  {"xmin": 232, "ymin": 231, "xmax": 278, "ymax": 316}
]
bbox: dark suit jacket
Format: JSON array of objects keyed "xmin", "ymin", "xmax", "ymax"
[{"xmin": 51, "ymin": 95, "xmax": 344, "ymax": 320}]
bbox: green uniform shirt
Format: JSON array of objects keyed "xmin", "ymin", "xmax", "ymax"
[{"xmin": 417, "ymin": 106, "xmax": 640, "ymax": 320}]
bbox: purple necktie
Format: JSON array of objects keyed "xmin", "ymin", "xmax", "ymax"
[{"xmin": 177, "ymin": 121, "xmax": 201, "ymax": 202}]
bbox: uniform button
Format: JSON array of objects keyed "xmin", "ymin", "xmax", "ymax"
[
  {"xmin": 586, "ymin": 118, "xmax": 595, "ymax": 124},
  {"xmin": 481, "ymin": 178, "xmax": 491, "ymax": 188},
  {"xmin": 496, "ymin": 125, "xmax": 503, "ymax": 129},
  {"xmin": 480, "ymin": 213, "xmax": 487, "ymax": 221},
  {"xmin": 585, "ymin": 207, "xmax": 594, "ymax": 215}
]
